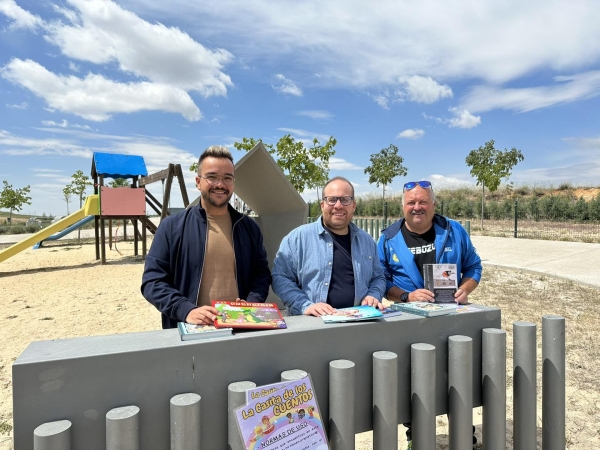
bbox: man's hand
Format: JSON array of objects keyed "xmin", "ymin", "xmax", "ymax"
[
  {"xmin": 361, "ymin": 295, "xmax": 384, "ymax": 310},
  {"xmin": 408, "ymin": 289, "xmax": 435, "ymax": 303},
  {"xmin": 186, "ymin": 306, "xmax": 220, "ymax": 325},
  {"xmin": 303, "ymin": 303, "xmax": 336, "ymax": 317},
  {"xmin": 454, "ymin": 288, "xmax": 469, "ymax": 304}
]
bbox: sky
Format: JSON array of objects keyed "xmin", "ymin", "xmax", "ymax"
[{"xmin": 1, "ymin": 0, "xmax": 600, "ymax": 216}]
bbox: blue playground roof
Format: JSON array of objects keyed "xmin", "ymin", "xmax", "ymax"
[{"xmin": 92, "ymin": 152, "xmax": 148, "ymax": 179}]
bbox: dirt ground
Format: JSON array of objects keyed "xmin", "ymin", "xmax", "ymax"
[{"xmin": 0, "ymin": 239, "xmax": 598, "ymax": 449}]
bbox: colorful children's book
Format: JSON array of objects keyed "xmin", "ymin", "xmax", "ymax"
[
  {"xmin": 212, "ymin": 301, "xmax": 287, "ymax": 330},
  {"xmin": 177, "ymin": 322, "xmax": 233, "ymax": 341},
  {"xmin": 235, "ymin": 375, "xmax": 328, "ymax": 450},
  {"xmin": 423, "ymin": 263, "xmax": 458, "ymax": 303},
  {"xmin": 321, "ymin": 305, "xmax": 383, "ymax": 323},
  {"xmin": 390, "ymin": 302, "xmax": 455, "ymax": 317}
]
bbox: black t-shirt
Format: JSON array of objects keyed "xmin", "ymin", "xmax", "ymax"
[
  {"xmin": 400, "ymin": 222, "xmax": 436, "ymax": 278},
  {"xmin": 326, "ymin": 227, "xmax": 355, "ymax": 308}
]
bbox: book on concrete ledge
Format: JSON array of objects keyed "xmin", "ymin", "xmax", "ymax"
[
  {"xmin": 177, "ymin": 322, "xmax": 233, "ymax": 341},
  {"xmin": 381, "ymin": 307, "xmax": 403, "ymax": 319},
  {"xmin": 211, "ymin": 301, "xmax": 287, "ymax": 330},
  {"xmin": 321, "ymin": 305, "xmax": 383, "ymax": 323},
  {"xmin": 423, "ymin": 263, "xmax": 458, "ymax": 303},
  {"xmin": 390, "ymin": 302, "xmax": 455, "ymax": 317}
]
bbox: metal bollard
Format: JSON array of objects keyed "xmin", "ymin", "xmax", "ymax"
[
  {"xmin": 482, "ymin": 328, "xmax": 506, "ymax": 450},
  {"xmin": 228, "ymin": 381, "xmax": 256, "ymax": 450},
  {"xmin": 411, "ymin": 343, "xmax": 436, "ymax": 450},
  {"xmin": 33, "ymin": 420, "xmax": 72, "ymax": 450},
  {"xmin": 513, "ymin": 321, "xmax": 537, "ymax": 450},
  {"xmin": 373, "ymin": 351, "xmax": 398, "ymax": 450},
  {"xmin": 170, "ymin": 393, "xmax": 201, "ymax": 450},
  {"xmin": 106, "ymin": 405, "xmax": 140, "ymax": 450},
  {"xmin": 448, "ymin": 335, "xmax": 473, "ymax": 450},
  {"xmin": 281, "ymin": 369, "xmax": 308, "ymax": 382},
  {"xmin": 329, "ymin": 359, "xmax": 356, "ymax": 450},
  {"xmin": 542, "ymin": 315, "xmax": 565, "ymax": 450}
]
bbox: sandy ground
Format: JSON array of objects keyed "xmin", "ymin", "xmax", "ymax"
[{"xmin": 0, "ymin": 238, "xmax": 598, "ymax": 449}]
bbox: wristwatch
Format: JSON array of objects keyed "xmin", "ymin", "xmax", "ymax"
[{"xmin": 400, "ymin": 292, "xmax": 409, "ymax": 302}]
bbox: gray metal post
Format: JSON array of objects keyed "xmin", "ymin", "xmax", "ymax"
[
  {"xmin": 281, "ymin": 369, "xmax": 308, "ymax": 382},
  {"xmin": 482, "ymin": 328, "xmax": 506, "ymax": 450},
  {"xmin": 106, "ymin": 405, "xmax": 140, "ymax": 450},
  {"xmin": 514, "ymin": 200, "xmax": 518, "ymax": 238},
  {"xmin": 411, "ymin": 343, "xmax": 436, "ymax": 450},
  {"xmin": 542, "ymin": 315, "xmax": 565, "ymax": 450},
  {"xmin": 513, "ymin": 321, "xmax": 537, "ymax": 450},
  {"xmin": 373, "ymin": 351, "xmax": 398, "ymax": 450},
  {"xmin": 383, "ymin": 201, "xmax": 388, "ymax": 226},
  {"xmin": 33, "ymin": 420, "xmax": 71, "ymax": 450},
  {"xmin": 448, "ymin": 335, "xmax": 473, "ymax": 450},
  {"xmin": 329, "ymin": 360, "xmax": 356, "ymax": 450},
  {"xmin": 228, "ymin": 381, "xmax": 256, "ymax": 450},
  {"xmin": 170, "ymin": 393, "xmax": 201, "ymax": 450},
  {"xmin": 465, "ymin": 220, "xmax": 471, "ymax": 236}
]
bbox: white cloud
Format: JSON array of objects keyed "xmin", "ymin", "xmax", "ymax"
[
  {"xmin": 462, "ymin": 71, "xmax": 600, "ymax": 113},
  {"xmin": 446, "ymin": 108, "xmax": 481, "ymax": 129},
  {"xmin": 6, "ymin": 102, "xmax": 28, "ymax": 109},
  {"xmin": 42, "ymin": 119, "xmax": 69, "ymax": 127},
  {"xmin": 329, "ymin": 157, "xmax": 362, "ymax": 170},
  {"xmin": 277, "ymin": 128, "xmax": 332, "ymax": 144},
  {"xmin": 45, "ymin": 0, "xmax": 234, "ymax": 97},
  {"xmin": 372, "ymin": 94, "xmax": 390, "ymax": 109},
  {"xmin": 397, "ymin": 129, "xmax": 425, "ymax": 140},
  {"xmin": 1, "ymin": 59, "xmax": 202, "ymax": 121},
  {"xmin": 271, "ymin": 74, "xmax": 302, "ymax": 96},
  {"xmin": 0, "ymin": 0, "xmax": 43, "ymax": 30},
  {"xmin": 427, "ymin": 174, "xmax": 472, "ymax": 189},
  {"xmin": 396, "ymin": 76, "xmax": 453, "ymax": 104},
  {"xmin": 296, "ymin": 110, "xmax": 334, "ymax": 121}
]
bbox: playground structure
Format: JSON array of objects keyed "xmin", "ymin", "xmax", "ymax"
[{"xmin": 0, "ymin": 153, "xmax": 191, "ymax": 264}]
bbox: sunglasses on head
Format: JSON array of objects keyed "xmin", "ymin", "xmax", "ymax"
[{"xmin": 403, "ymin": 181, "xmax": 432, "ymax": 191}]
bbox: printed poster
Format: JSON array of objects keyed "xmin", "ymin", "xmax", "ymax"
[{"xmin": 236, "ymin": 375, "xmax": 329, "ymax": 450}]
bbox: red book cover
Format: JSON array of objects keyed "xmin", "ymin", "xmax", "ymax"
[{"xmin": 211, "ymin": 301, "xmax": 287, "ymax": 330}]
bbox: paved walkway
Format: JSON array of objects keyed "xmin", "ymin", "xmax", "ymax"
[
  {"xmin": 2, "ymin": 230, "xmax": 599, "ymax": 288},
  {"xmin": 471, "ymin": 235, "xmax": 600, "ymax": 288}
]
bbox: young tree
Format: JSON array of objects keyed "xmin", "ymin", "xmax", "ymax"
[
  {"xmin": 189, "ymin": 135, "xmax": 337, "ymax": 199},
  {"xmin": 68, "ymin": 170, "xmax": 93, "ymax": 239},
  {"xmin": 363, "ymin": 144, "xmax": 408, "ymax": 202},
  {"xmin": 63, "ymin": 185, "xmax": 73, "ymax": 214},
  {"xmin": 108, "ymin": 178, "xmax": 130, "ymax": 188},
  {"xmin": 0, "ymin": 180, "xmax": 32, "ymax": 226},
  {"xmin": 465, "ymin": 139, "xmax": 524, "ymax": 229}
]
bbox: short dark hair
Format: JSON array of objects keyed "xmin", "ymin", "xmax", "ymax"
[
  {"xmin": 322, "ymin": 176, "xmax": 355, "ymax": 197},
  {"xmin": 198, "ymin": 145, "xmax": 233, "ymax": 173}
]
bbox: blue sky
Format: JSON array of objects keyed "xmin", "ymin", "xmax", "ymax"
[{"xmin": 1, "ymin": 0, "xmax": 600, "ymax": 216}]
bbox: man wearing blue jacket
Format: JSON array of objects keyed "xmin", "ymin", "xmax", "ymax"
[
  {"xmin": 378, "ymin": 180, "xmax": 482, "ymax": 304},
  {"xmin": 377, "ymin": 180, "xmax": 482, "ymax": 446},
  {"xmin": 141, "ymin": 146, "xmax": 271, "ymax": 329}
]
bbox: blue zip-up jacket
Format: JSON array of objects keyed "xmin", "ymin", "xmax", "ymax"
[
  {"xmin": 141, "ymin": 204, "xmax": 271, "ymax": 329},
  {"xmin": 272, "ymin": 217, "xmax": 386, "ymax": 315},
  {"xmin": 377, "ymin": 214, "xmax": 482, "ymax": 294}
]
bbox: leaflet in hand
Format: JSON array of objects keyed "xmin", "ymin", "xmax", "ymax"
[{"xmin": 423, "ymin": 263, "xmax": 458, "ymax": 303}]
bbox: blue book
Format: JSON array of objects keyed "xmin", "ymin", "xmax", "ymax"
[{"xmin": 321, "ymin": 305, "xmax": 384, "ymax": 323}]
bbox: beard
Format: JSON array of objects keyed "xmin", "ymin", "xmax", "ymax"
[{"xmin": 201, "ymin": 187, "xmax": 232, "ymax": 209}]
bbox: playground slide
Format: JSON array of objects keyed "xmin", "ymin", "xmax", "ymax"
[
  {"xmin": 33, "ymin": 215, "xmax": 95, "ymax": 249},
  {"xmin": 0, "ymin": 194, "xmax": 99, "ymax": 264}
]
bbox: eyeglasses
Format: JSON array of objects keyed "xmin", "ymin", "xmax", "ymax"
[
  {"xmin": 200, "ymin": 175, "xmax": 235, "ymax": 186},
  {"xmin": 322, "ymin": 196, "xmax": 354, "ymax": 206},
  {"xmin": 403, "ymin": 181, "xmax": 432, "ymax": 191}
]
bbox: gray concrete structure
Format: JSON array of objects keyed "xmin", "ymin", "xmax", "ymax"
[
  {"xmin": 329, "ymin": 360, "xmax": 356, "ymax": 450},
  {"xmin": 482, "ymin": 328, "xmax": 506, "ymax": 450},
  {"xmin": 411, "ymin": 343, "xmax": 436, "ymax": 450},
  {"xmin": 448, "ymin": 336, "xmax": 473, "ymax": 450},
  {"xmin": 13, "ymin": 308, "xmax": 500, "ymax": 450},
  {"xmin": 513, "ymin": 321, "xmax": 537, "ymax": 450},
  {"xmin": 373, "ymin": 351, "xmax": 398, "ymax": 450},
  {"xmin": 170, "ymin": 393, "xmax": 201, "ymax": 450},
  {"xmin": 542, "ymin": 315, "xmax": 566, "ymax": 450},
  {"xmin": 33, "ymin": 420, "xmax": 71, "ymax": 450},
  {"xmin": 106, "ymin": 405, "xmax": 139, "ymax": 450},
  {"xmin": 227, "ymin": 381, "xmax": 255, "ymax": 450},
  {"xmin": 281, "ymin": 369, "xmax": 308, "ymax": 382}
]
